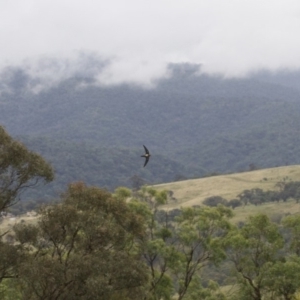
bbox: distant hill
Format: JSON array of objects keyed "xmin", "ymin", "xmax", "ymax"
[
  {"xmin": 155, "ymin": 165, "xmax": 300, "ymax": 222},
  {"xmin": 1, "ymin": 64, "xmax": 300, "ymax": 201},
  {"xmin": 7, "ymin": 165, "xmax": 300, "ymax": 223}
]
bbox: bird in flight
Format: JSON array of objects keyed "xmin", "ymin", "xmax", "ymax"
[{"xmin": 141, "ymin": 145, "xmax": 151, "ymax": 167}]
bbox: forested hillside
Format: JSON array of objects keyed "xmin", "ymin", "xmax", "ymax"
[
  {"xmin": 16, "ymin": 136, "xmax": 199, "ymax": 210},
  {"xmin": 1, "ymin": 64, "xmax": 300, "ymax": 196}
]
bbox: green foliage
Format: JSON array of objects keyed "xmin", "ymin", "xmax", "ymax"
[
  {"xmin": 262, "ymin": 256, "xmax": 300, "ymax": 300},
  {"xmin": 235, "ymin": 183, "xmax": 300, "ymax": 207},
  {"xmin": 13, "ymin": 182, "xmax": 148, "ymax": 300},
  {"xmin": 135, "ymin": 186, "xmax": 168, "ymax": 211},
  {"xmin": 225, "ymin": 214, "xmax": 285, "ymax": 300},
  {"xmin": 0, "ymin": 126, "xmax": 54, "ymax": 292},
  {"xmin": 131, "ymin": 188, "xmax": 234, "ymax": 300},
  {"xmin": 0, "ymin": 241, "xmax": 19, "ymax": 283},
  {"xmin": 113, "ymin": 186, "xmax": 132, "ymax": 201},
  {"xmin": 0, "ymin": 279, "xmax": 21, "ymax": 300},
  {"xmin": 174, "ymin": 206, "xmax": 233, "ymax": 300},
  {"xmin": 184, "ymin": 277, "xmax": 227, "ymax": 300},
  {"xmin": 130, "ymin": 186, "xmax": 177, "ymax": 299},
  {"xmin": 282, "ymin": 214, "xmax": 300, "ymax": 256},
  {"xmin": 0, "ymin": 126, "xmax": 54, "ymax": 211},
  {"xmin": 3, "ymin": 179, "xmax": 300, "ymax": 299}
]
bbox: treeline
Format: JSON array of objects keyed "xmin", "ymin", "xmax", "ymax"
[
  {"xmin": 2, "ymin": 184, "xmax": 300, "ymax": 299},
  {"xmin": 203, "ymin": 180, "xmax": 300, "ymax": 209}
]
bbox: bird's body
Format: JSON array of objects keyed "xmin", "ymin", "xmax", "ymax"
[{"xmin": 141, "ymin": 145, "xmax": 151, "ymax": 167}]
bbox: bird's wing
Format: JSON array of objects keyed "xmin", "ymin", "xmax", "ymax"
[
  {"xmin": 143, "ymin": 157, "xmax": 149, "ymax": 167},
  {"xmin": 143, "ymin": 145, "xmax": 150, "ymax": 154}
]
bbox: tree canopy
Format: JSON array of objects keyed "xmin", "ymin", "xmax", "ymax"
[
  {"xmin": 0, "ymin": 126, "xmax": 54, "ymax": 211},
  {"xmin": 14, "ymin": 182, "xmax": 148, "ymax": 300}
]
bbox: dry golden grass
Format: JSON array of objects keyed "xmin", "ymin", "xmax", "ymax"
[
  {"xmin": 0, "ymin": 214, "xmax": 39, "ymax": 235},
  {"xmin": 2, "ymin": 165, "xmax": 300, "ymax": 232},
  {"xmin": 154, "ymin": 165, "xmax": 300, "ymax": 219}
]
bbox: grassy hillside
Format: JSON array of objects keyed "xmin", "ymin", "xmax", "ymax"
[
  {"xmin": 155, "ymin": 165, "xmax": 300, "ymax": 220},
  {"xmin": 3, "ymin": 165, "xmax": 300, "ymax": 228},
  {"xmin": 0, "ymin": 214, "xmax": 38, "ymax": 234}
]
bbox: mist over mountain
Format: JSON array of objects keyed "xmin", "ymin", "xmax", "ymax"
[{"xmin": 1, "ymin": 61, "xmax": 300, "ymax": 203}]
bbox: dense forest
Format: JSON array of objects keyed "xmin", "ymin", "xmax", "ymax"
[
  {"xmin": 2, "ymin": 127, "xmax": 300, "ymax": 299},
  {"xmin": 1, "ymin": 63, "xmax": 300, "ymax": 199}
]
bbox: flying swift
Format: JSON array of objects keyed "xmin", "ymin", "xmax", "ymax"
[{"xmin": 141, "ymin": 145, "xmax": 151, "ymax": 167}]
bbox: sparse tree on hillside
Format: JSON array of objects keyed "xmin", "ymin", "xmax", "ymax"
[
  {"xmin": 278, "ymin": 181, "xmax": 300, "ymax": 202},
  {"xmin": 227, "ymin": 198, "xmax": 242, "ymax": 209},
  {"xmin": 237, "ymin": 189, "xmax": 266, "ymax": 206},
  {"xmin": 203, "ymin": 196, "xmax": 228, "ymax": 207}
]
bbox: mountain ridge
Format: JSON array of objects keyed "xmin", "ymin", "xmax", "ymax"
[{"xmin": 1, "ymin": 65, "xmax": 300, "ymax": 200}]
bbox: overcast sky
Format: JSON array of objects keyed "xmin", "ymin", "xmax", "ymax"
[{"xmin": 1, "ymin": 0, "xmax": 300, "ymax": 85}]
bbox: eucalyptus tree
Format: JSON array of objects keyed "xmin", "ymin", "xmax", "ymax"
[
  {"xmin": 129, "ymin": 186, "xmax": 175, "ymax": 300},
  {"xmin": 173, "ymin": 205, "xmax": 233, "ymax": 300},
  {"xmin": 0, "ymin": 125, "xmax": 54, "ymax": 290},
  {"xmin": 0, "ymin": 125, "xmax": 54, "ymax": 211},
  {"xmin": 13, "ymin": 182, "xmax": 148, "ymax": 300},
  {"xmin": 130, "ymin": 186, "xmax": 233, "ymax": 300},
  {"xmin": 282, "ymin": 214, "xmax": 300, "ymax": 256},
  {"xmin": 262, "ymin": 257, "xmax": 300, "ymax": 300},
  {"xmin": 225, "ymin": 214, "xmax": 284, "ymax": 300}
]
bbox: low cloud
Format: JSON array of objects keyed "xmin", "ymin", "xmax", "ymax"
[{"xmin": 1, "ymin": 0, "xmax": 300, "ymax": 86}]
